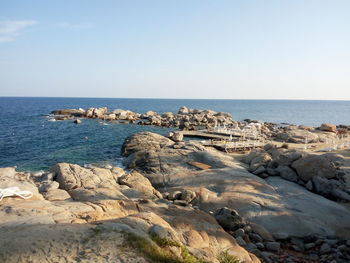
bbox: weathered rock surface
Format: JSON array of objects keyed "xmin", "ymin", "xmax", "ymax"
[
  {"xmin": 243, "ymin": 146, "xmax": 350, "ymax": 202},
  {"xmin": 275, "ymin": 129, "xmax": 337, "ymax": 143},
  {"xmin": 0, "ymin": 164, "xmax": 259, "ymax": 263},
  {"xmin": 291, "ymin": 154, "xmax": 337, "ymax": 181},
  {"xmin": 52, "ymin": 163, "xmax": 128, "ymax": 201},
  {"xmin": 119, "ymin": 170, "xmax": 162, "ymax": 199},
  {"xmin": 121, "ymin": 132, "xmax": 350, "ymax": 240}
]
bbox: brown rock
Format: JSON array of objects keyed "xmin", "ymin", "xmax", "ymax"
[{"xmin": 320, "ymin": 123, "xmax": 337, "ymax": 133}]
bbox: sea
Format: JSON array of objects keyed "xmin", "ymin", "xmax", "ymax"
[{"xmin": 1, "ymin": 97, "xmax": 349, "ymax": 172}]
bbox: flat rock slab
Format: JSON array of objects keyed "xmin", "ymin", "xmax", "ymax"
[
  {"xmin": 188, "ymin": 161, "xmax": 212, "ymax": 170},
  {"xmin": 164, "ymin": 166, "xmax": 350, "ymax": 239}
]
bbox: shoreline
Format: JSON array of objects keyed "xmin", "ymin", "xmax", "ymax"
[{"xmin": 1, "ymin": 106, "xmax": 350, "ymax": 263}]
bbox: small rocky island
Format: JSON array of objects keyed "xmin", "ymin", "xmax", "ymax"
[{"xmin": 1, "ymin": 107, "xmax": 350, "ymax": 263}]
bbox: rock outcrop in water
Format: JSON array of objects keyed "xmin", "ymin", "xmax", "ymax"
[{"xmin": 51, "ymin": 106, "xmax": 238, "ymax": 130}]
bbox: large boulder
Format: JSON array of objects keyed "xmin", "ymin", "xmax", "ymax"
[
  {"xmin": 51, "ymin": 163, "xmax": 127, "ymax": 201},
  {"xmin": 275, "ymin": 129, "xmax": 320, "ymax": 143},
  {"xmin": 178, "ymin": 106, "xmax": 190, "ymax": 114},
  {"xmin": 118, "ymin": 171, "xmax": 162, "ymax": 199},
  {"xmin": 85, "ymin": 107, "xmax": 108, "ymax": 118},
  {"xmin": 51, "ymin": 109, "xmax": 85, "ymax": 117},
  {"xmin": 121, "ymin": 132, "xmax": 174, "ymax": 157},
  {"xmin": 291, "ymin": 154, "xmax": 337, "ymax": 181}
]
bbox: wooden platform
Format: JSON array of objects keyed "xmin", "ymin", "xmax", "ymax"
[
  {"xmin": 179, "ymin": 130, "xmax": 258, "ymax": 141},
  {"xmin": 202, "ymin": 140, "xmax": 265, "ymax": 152}
]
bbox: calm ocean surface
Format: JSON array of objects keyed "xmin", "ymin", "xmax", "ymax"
[{"xmin": 1, "ymin": 97, "xmax": 349, "ymax": 171}]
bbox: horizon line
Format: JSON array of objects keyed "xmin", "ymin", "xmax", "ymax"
[{"xmin": 0, "ymin": 95, "xmax": 350, "ymax": 102}]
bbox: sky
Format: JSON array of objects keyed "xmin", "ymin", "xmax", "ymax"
[{"xmin": 0, "ymin": 0, "xmax": 350, "ymax": 100}]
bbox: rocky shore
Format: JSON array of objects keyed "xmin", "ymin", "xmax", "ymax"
[
  {"xmin": 2, "ymin": 108, "xmax": 350, "ymax": 263},
  {"xmin": 50, "ymin": 106, "xmax": 350, "ymax": 145}
]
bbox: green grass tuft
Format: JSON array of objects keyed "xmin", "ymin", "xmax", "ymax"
[
  {"xmin": 217, "ymin": 250, "xmax": 240, "ymax": 263},
  {"xmin": 124, "ymin": 232, "xmax": 209, "ymax": 263}
]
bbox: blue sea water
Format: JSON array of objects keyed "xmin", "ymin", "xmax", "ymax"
[{"xmin": 1, "ymin": 97, "xmax": 349, "ymax": 171}]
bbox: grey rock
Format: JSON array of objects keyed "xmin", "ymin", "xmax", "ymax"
[
  {"xmin": 266, "ymin": 167, "xmax": 279, "ymax": 176},
  {"xmin": 305, "ymin": 180, "xmax": 313, "ymax": 191},
  {"xmin": 307, "ymin": 253, "xmax": 319, "ymax": 261},
  {"xmin": 292, "ymin": 245, "xmax": 302, "ymax": 252},
  {"xmin": 265, "ymin": 241, "xmax": 280, "ymax": 252},
  {"xmin": 347, "ymin": 240, "xmax": 350, "ymax": 246},
  {"xmin": 305, "ymin": 243, "xmax": 316, "ymax": 250},
  {"xmin": 292, "ymin": 154, "xmax": 337, "ymax": 181},
  {"xmin": 273, "ymin": 233, "xmax": 289, "ymax": 240},
  {"xmin": 337, "ymin": 244, "xmax": 347, "ymax": 252},
  {"xmin": 315, "ymin": 239, "xmax": 324, "ymax": 245},
  {"xmin": 276, "ymin": 165, "xmax": 299, "ymax": 182},
  {"xmin": 249, "ymin": 153, "xmax": 272, "ymax": 173},
  {"xmin": 235, "ymin": 236, "xmax": 247, "ymax": 246},
  {"xmin": 275, "ymin": 151, "xmax": 302, "ymax": 166},
  {"xmin": 291, "ymin": 237, "xmax": 305, "ymax": 251},
  {"xmin": 234, "ymin": 228, "xmax": 245, "ymax": 237},
  {"xmin": 325, "ymin": 239, "xmax": 338, "ymax": 246},
  {"xmin": 253, "ymin": 165, "xmax": 266, "ymax": 175},
  {"xmin": 249, "ymin": 233, "xmax": 263, "ymax": 243},
  {"xmin": 256, "ymin": 242, "xmax": 264, "ymax": 250},
  {"xmin": 320, "ymin": 243, "xmax": 332, "ymax": 254},
  {"xmin": 245, "ymin": 243, "xmax": 257, "ymax": 251},
  {"xmin": 180, "ymin": 189, "xmax": 196, "ymax": 203},
  {"xmin": 214, "ymin": 207, "xmax": 246, "ymax": 231},
  {"xmin": 331, "ymin": 189, "xmax": 350, "ymax": 202},
  {"xmin": 312, "ymin": 176, "xmax": 333, "ymax": 196}
]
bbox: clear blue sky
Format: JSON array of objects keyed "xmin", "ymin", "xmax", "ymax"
[{"xmin": 1, "ymin": 0, "xmax": 349, "ymax": 99}]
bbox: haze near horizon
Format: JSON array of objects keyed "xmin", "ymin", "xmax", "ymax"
[{"xmin": 1, "ymin": 0, "xmax": 350, "ymax": 100}]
